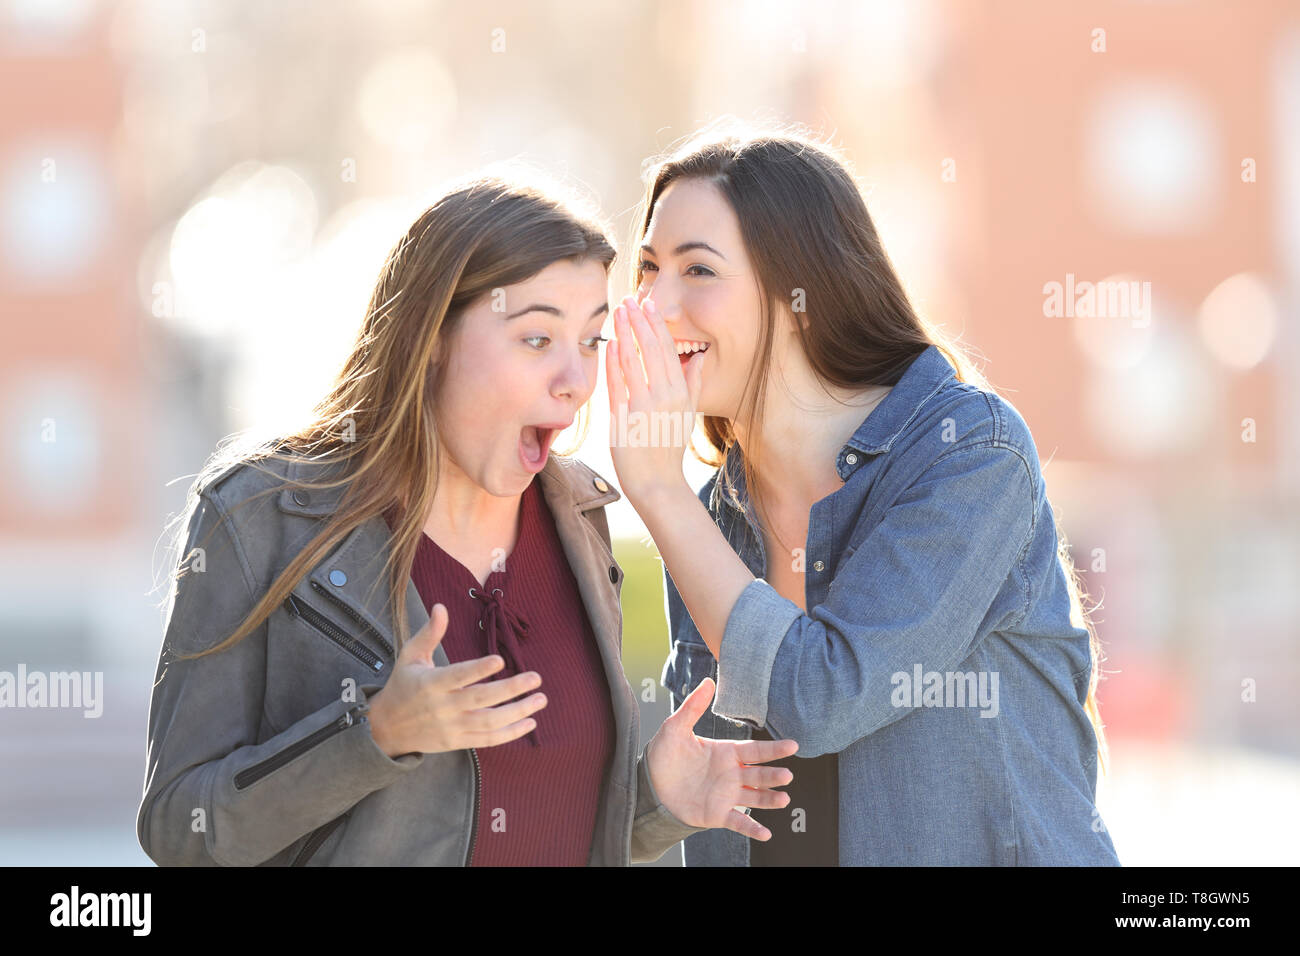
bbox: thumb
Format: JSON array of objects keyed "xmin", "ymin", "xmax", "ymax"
[
  {"xmin": 672, "ymin": 676, "xmax": 715, "ymax": 725},
  {"xmin": 402, "ymin": 602, "xmax": 448, "ymax": 664}
]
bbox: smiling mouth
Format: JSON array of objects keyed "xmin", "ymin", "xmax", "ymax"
[{"xmin": 674, "ymin": 341, "xmax": 710, "ymax": 363}]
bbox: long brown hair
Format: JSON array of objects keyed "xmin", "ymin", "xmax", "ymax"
[
  {"xmin": 162, "ymin": 171, "xmax": 615, "ymax": 663},
  {"xmin": 631, "ymin": 119, "xmax": 1109, "ymax": 774}
]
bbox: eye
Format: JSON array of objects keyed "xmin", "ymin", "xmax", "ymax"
[
  {"xmin": 686, "ymin": 265, "xmax": 716, "ymax": 277},
  {"xmin": 524, "ymin": 335, "xmax": 607, "ymax": 352},
  {"xmin": 638, "ymin": 259, "xmax": 659, "ymax": 274}
]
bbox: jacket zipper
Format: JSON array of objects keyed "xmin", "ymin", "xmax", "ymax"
[
  {"xmin": 285, "ymin": 593, "xmax": 385, "ymax": 672},
  {"xmin": 234, "ymin": 702, "xmax": 367, "ymax": 791},
  {"xmin": 308, "ymin": 579, "xmax": 395, "ymax": 660},
  {"xmin": 465, "ymin": 747, "xmax": 480, "ymax": 866},
  {"xmin": 291, "ymin": 812, "xmax": 347, "ymax": 866}
]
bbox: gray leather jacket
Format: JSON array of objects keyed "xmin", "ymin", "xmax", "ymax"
[{"xmin": 136, "ymin": 448, "xmax": 706, "ymax": 865}]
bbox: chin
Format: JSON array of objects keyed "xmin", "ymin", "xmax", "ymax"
[
  {"xmin": 487, "ymin": 472, "xmax": 532, "ymax": 497},
  {"xmin": 696, "ymin": 387, "xmax": 725, "ymax": 420}
]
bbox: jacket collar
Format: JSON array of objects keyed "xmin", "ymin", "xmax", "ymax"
[
  {"xmin": 276, "ymin": 450, "xmax": 621, "ymax": 519},
  {"xmin": 273, "ymin": 449, "xmax": 622, "ymax": 667},
  {"xmin": 709, "ymin": 344, "xmax": 955, "ymax": 514}
]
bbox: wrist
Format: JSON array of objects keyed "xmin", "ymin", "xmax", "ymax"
[
  {"xmin": 631, "ymin": 480, "xmax": 695, "ymax": 525},
  {"xmin": 644, "ymin": 732, "xmax": 666, "ymax": 804},
  {"xmin": 364, "ymin": 693, "xmax": 400, "ymax": 758}
]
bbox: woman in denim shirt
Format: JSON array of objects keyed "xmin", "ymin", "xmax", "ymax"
[{"xmin": 605, "ymin": 123, "xmax": 1121, "ymax": 866}]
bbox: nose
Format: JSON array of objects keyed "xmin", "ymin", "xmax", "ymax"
[
  {"xmin": 642, "ymin": 275, "xmax": 683, "ymax": 327},
  {"xmin": 551, "ymin": 341, "xmax": 595, "ymax": 404}
]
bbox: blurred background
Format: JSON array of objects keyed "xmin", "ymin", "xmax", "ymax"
[{"xmin": 1, "ymin": 0, "xmax": 1297, "ymax": 866}]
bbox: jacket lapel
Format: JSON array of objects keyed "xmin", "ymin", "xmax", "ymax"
[{"xmin": 277, "ymin": 453, "xmax": 623, "ymax": 673}]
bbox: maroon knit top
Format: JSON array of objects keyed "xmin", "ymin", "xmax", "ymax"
[{"xmin": 388, "ymin": 478, "xmax": 616, "ymax": 866}]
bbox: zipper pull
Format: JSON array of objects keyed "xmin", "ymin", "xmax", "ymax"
[{"xmin": 341, "ymin": 701, "xmax": 370, "ymax": 728}]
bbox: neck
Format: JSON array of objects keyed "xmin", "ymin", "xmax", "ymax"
[
  {"xmin": 731, "ymin": 353, "xmax": 890, "ymax": 513},
  {"xmin": 413, "ymin": 454, "xmax": 525, "ymax": 556}
]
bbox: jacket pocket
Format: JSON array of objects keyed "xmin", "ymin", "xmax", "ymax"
[
  {"xmin": 264, "ymin": 595, "xmax": 388, "ymax": 733},
  {"xmin": 285, "ymin": 593, "xmax": 385, "ymax": 672},
  {"xmin": 234, "ymin": 703, "xmax": 368, "ymax": 791}
]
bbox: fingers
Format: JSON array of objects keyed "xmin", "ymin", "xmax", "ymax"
[
  {"xmin": 642, "ymin": 298, "xmax": 685, "ymax": 389},
  {"xmin": 733, "ymin": 736, "xmax": 800, "ymax": 764},
  {"xmin": 460, "ymin": 690, "xmax": 547, "ymax": 732},
  {"xmin": 465, "ymin": 716, "xmax": 539, "ymax": 747},
  {"xmin": 402, "ymin": 603, "xmax": 449, "ymax": 663},
  {"xmin": 731, "ymin": 786, "xmax": 791, "ymax": 812},
  {"xmin": 670, "ymin": 675, "xmax": 715, "ymax": 724},
  {"xmin": 430, "ymin": 653, "xmax": 506, "ymax": 691},
  {"xmin": 725, "ymin": 807, "xmax": 772, "ymax": 842},
  {"xmin": 623, "ymin": 295, "xmax": 675, "ymax": 390},
  {"xmin": 738, "ymin": 764, "xmax": 794, "ymax": 793},
  {"xmin": 613, "ymin": 306, "xmax": 650, "ymax": 406},
  {"xmin": 455, "ymin": 669, "xmax": 541, "ymax": 709},
  {"xmin": 606, "ymin": 331, "xmax": 626, "ymax": 417}
]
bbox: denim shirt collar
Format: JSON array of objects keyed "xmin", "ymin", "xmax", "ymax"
[{"xmin": 710, "ymin": 344, "xmax": 956, "ymax": 515}]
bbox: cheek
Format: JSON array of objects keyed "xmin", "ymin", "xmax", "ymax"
[
  {"xmin": 684, "ymin": 284, "xmax": 747, "ymax": 349},
  {"xmin": 681, "ymin": 284, "xmax": 722, "ymax": 327},
  {"xmin": 442, "ymin": 346, "xmax": 518, "ymax": 427}
]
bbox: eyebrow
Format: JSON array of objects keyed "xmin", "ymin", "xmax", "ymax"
[
  {"xmin": 505, "ymin": 302, "xmax": 609, "ymax": 321},
  {"xmin": 639, "ymin": 240, "xmax": 728, "ymax": 261}
]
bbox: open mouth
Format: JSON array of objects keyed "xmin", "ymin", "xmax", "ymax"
[{"xmin": 519, "ymin": 423, "xmax": 563, "ymax": 472}]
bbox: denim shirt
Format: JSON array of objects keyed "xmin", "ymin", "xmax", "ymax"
[{"xmin": 661, "ymin": 344, "xmax": 1121, "ymax": 866}]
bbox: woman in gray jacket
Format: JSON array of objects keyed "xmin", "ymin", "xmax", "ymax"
[{"xmin": 136, "ymin": 173, "xmax": 798, "ymax": 866}]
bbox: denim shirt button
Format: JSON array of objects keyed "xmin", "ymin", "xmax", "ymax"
[
  {"xmin": 329, "ymin": 569, "xmax": 347, "ymax": 587},
  {"xmin": 845, "ymin": 453, "xmax": 858, "ymax": 465},
  {"xmin": 813, "ymin": 560, "xmax": 825, "ymax": 572},
  {"xmin": 292, "ymin": 489, "xmax": 310, "ymax": 506}
]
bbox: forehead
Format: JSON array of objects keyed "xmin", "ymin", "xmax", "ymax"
[
  {"xmin": 505, "ymin": 257, "xmax": 608, "ymax": 296},
  {"xmin": 455, "ymin": 256, "xmax": 608, "ymax": 340},
  {"xmin": 646, "ymin": 178, "xmax": 739, "ymax": 244}
]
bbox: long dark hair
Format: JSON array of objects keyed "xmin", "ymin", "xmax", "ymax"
[{"xmin": 632, "ymin": 120, "xmax": 1109, "ymax": 773}]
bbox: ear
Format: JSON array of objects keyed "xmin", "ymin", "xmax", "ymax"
[{"xmin": 777, "ymin": 301, "xmax": 807, "ymax": 336}]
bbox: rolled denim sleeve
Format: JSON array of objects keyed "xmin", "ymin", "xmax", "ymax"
[{"xmin": 712, "ymin": 442, "xmax": 1036, "ymax": 756}]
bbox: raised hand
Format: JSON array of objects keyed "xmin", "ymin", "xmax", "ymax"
[
  {"xmin": 605, "ymin": 293, "xmax": 703, "ymax": 508},
  {"xmin": 365, "ymin": 603, "xmax": 547, "ymax": 757},
  {"xmin": 646, "ymin": 676, "xmax": 800, "ymax": 840}
]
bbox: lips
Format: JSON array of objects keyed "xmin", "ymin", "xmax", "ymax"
[
  {"xmin": 519, "ymin": 427, "xmax": 551, "ymax": 466},
  {"xmin": 519, "ymin": 420, "xmax": 570, "ymax": 472}
]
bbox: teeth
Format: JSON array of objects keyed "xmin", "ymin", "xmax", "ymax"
[{"xmin": 674, "ymin": 341, "xmax": 709, "ymax": 355}]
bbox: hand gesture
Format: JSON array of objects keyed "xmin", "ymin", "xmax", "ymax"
[
  {"xmin": 646, "ymin": 677, "xmax": 799, "ymax": 840},
  {"xmin": 606, "ymin": 293, "xmax": 703, "ymax": 507},
  {"xmin": 365, "ymin": 603, "xmax": 546, "ymax": 757}
]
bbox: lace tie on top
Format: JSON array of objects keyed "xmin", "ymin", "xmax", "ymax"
[{"xmin": 469, "ymin": 586, "xmax": 538, "ymax": 746}]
